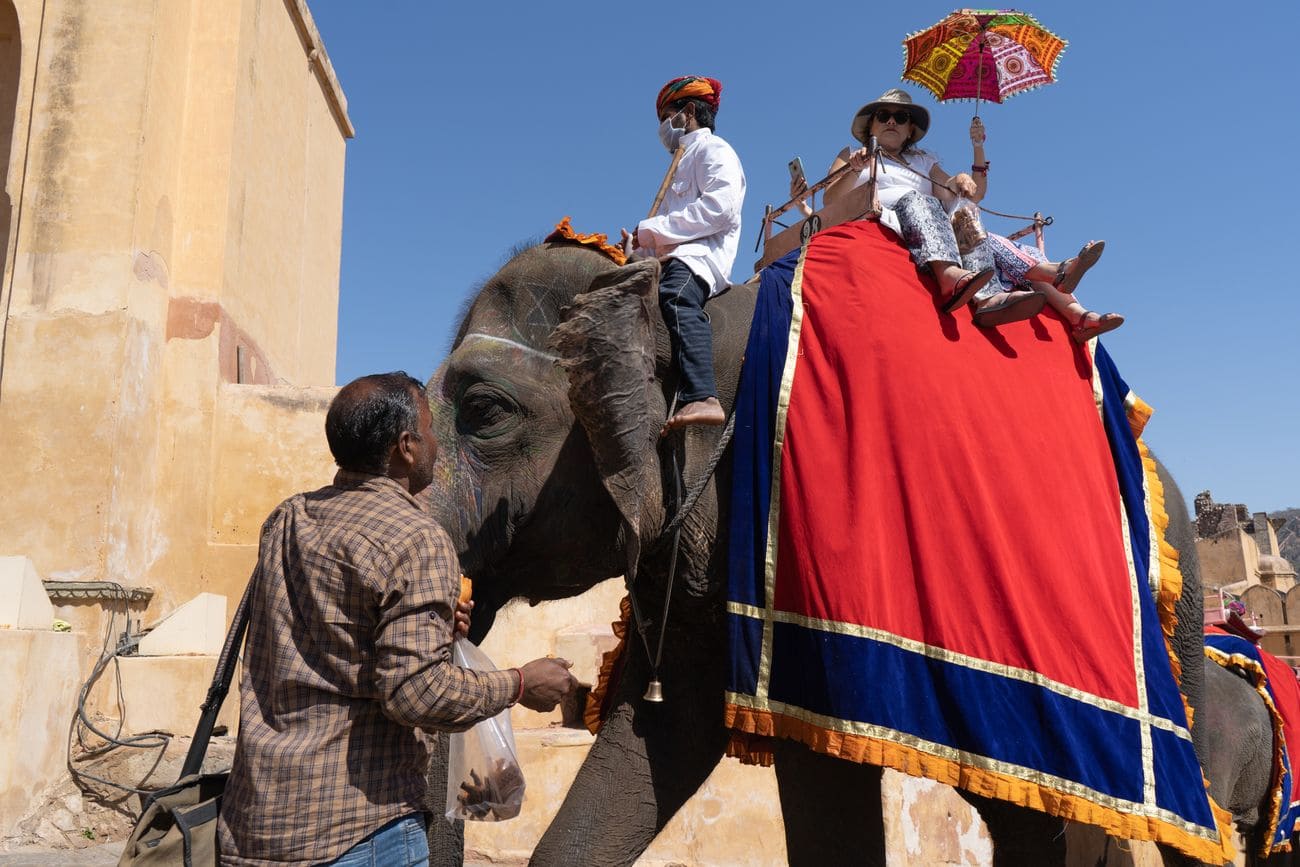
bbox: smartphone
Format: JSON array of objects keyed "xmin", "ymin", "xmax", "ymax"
[{"xmin": 787, "ymin": 157, "xmax": 806, "ymax": 188}]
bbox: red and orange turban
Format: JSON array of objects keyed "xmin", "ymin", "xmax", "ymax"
[{"xmin": 655, "ymin": 75, "xmax": 722, "ymax": 117}]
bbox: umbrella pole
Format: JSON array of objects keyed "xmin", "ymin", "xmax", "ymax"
[{"xmin": 974, "ymin": 35, "xmax": 985, "ymax": 119}]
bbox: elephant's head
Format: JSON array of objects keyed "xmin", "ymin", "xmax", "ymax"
[{"xmin": 426, "ymin": 240, "xmax": 669, "ymax": 636}]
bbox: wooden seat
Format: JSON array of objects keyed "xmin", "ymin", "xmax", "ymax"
[{"xmin": 755, "ymin": 156, "xmax": 1053, "ymax": 271}]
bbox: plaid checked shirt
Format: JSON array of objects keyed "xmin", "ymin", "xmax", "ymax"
[{"xmin": 217, "ymin": 471, "xmax": 517, "ymax": 865}]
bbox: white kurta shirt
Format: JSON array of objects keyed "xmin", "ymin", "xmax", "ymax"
[{"xmin": 636, "ymin": 127, "xmax": 746, "ymax": 295}]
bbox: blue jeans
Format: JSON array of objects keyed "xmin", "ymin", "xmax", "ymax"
[
  {"xmin": 658, "ymin": 258, "xmax": 717, "ymax": 404},
  {"xmin": 322, "ymin": 813, "xmax": 429, "ymax": 866}
]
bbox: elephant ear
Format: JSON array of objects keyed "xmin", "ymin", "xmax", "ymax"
[{"xmin": 549, "ymin": 258, "xmax": 664, "ymax": 557}]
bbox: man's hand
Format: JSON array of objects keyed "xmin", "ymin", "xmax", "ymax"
[
  {"xmin": 517, "ymin": 657, "xmax": 578, "ymax": 712},
  {"xmin": 620, "ymin": 227, "xmax": 640, "ymax": 256},
  {"xmin": 454, "ymin": 598, "xmax": 473, "ymax": 639},
  {"xmin": 949, "ymin": 172, "xmax": 978, "ymax": 198}
]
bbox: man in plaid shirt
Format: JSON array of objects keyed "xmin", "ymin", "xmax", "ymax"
[{"xmin": 217, "ymin": 372, "xmax": 576, "ymax": 866}]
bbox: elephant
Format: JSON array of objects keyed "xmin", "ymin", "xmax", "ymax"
[
  {"xmin": 1179, "ymin": 657, "xmax": 1283, "ymax": 867},
  {"xmin": 1158, "ymin": 507, "xmax": 1292, "ymax": 867},
  {"xmin": 424, "ymin": 237, "xmax": 1214, "ymax": 866}
]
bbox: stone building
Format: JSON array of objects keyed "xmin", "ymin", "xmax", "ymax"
[
  {"xmin": 0, "ymin": 0, "xmax": 350, "ymax": 838},
  {"xmin": 1195, "ymin": 490, "xmax": 1296, "ymax": 593},
  {"xmin": 1196, "ymin": 490, "xmax": 1300, "ymax": 663}
]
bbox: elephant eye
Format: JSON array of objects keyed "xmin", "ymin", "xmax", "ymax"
[{"xmin": 456, "ymin": 383, "xmax": 521, "ymax": 439}]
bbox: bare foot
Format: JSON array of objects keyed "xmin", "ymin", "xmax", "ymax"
[{"xmin": 660, "ymin": 397, "xmax": 725, "ymax": 437}]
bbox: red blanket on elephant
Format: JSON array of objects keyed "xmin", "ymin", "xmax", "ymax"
[{"xmin": 718, "ymin": 221, "xmax": 1232, "ymax": 862}]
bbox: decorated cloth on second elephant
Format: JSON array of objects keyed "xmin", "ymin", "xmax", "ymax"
[
  {"xmin": 1205, "ymin": 628, "xmax": 1300, "ymax": 856},
  {"xmin": 722, "ymin": 220, "xmax": 1231, "ymax": 862}
]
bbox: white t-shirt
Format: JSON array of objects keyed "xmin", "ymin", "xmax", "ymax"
[{"xmin": 859, "ymin": 150, "xmax": 938, "ymax": 209}]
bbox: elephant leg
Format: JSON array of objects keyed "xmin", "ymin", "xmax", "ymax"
[
  {"xmin": 1157, "ymin": 840, "xmax": 1225, "ymax": 867},
  {"xmin": 773, "ymin": 740, "xmax": 885, "ymax": 867},
  {"xmin": 529, "ymin": 642, "xmax": 729, "ymax": 866},
  {"xmin": 958, "ymin": 790, "xmax": 1066, "ymax": 866}
]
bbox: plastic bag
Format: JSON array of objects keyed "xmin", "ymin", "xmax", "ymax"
[
  {"xmin": 444, "ymin": 638, "xmax": 525, "ymax": 822},
  {"xmin": 946, "ymin": 196, "xmax": 987, "ymax": 256}
]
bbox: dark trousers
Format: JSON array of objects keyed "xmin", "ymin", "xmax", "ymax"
[{"xmin": 659, "ymin": 258, "xmax": 717, "ymax": 404}]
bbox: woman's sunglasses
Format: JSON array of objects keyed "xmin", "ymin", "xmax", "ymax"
[{"xmin": 873, "ymin": 109, "xmax": 912, "ymax": 124}]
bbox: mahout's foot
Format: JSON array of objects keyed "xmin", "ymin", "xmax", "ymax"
[{"xmin": 660, "ymin": 397, "xmax": 725, "ymax": 437}]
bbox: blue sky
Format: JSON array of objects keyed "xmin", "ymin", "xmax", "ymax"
[{"xmin": 311, "ymin": 1, "xmax": 1299, "ymax": 512}]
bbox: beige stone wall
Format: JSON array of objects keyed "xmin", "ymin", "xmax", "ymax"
[
  {"xmin": 1197, "ymin": 530, "xmax": 1255, "ymax": 589},
  {"xmin": 0, "ymin": 0, "xmax": 350, "ymax": 615},
  {"xmin": 0, "ymin": 0, "xmax": 349, "ymax": 830},
  {"xmin": 199, "ymin": 383, "xmax": 338, "ymax": 605},
  {"xmin": 0, "ymin": 629, "xmax": 80, "ymax": 836}
]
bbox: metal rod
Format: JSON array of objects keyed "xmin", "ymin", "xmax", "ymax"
[{"xmin": 758, "ymin": 163, "xmax": 854, "ymax": 246}]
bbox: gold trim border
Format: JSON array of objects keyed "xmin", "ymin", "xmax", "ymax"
[
  {"xmin": 756, "ymin": 242, "xmax": 810, "ymax": 701},
  {"xmin": 726, "ymin": 601, "xmax": 1191, "ymax": 740},
  {"xmin": 726, "ymin": 697, "xmax": 1218, "ymax": 838}
]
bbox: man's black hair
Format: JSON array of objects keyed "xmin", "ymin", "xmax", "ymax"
[
  {"xmin": 670, "ymin": 97, "xmax": 716, "ymax": 131},
  {"xmin": 325, "ymin": 371, "xmax": 426, "ymax": 474}
]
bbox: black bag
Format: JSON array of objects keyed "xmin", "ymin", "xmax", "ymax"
[{"xmin": 117, "ymin": 584, "xmax": 251, "ymax": 866}]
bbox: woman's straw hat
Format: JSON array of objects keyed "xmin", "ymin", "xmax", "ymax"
[{"xmin": 851, "ymin": 88, "xmax": 930, "ymax": 145}]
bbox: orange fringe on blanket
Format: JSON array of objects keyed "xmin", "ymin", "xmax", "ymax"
[
  {"xmin": 547, "ymin": 217, "xmax": 627, "ymax": 266},
  {"xmin": 584, "ymin": 595, "xmax": 632, "ymax": 735},
  {"xmin": 1135, "ymin": 433, "xmax": 1236, "ymax": 859},
  {"xmin": 723, "ymin": 704, "xmax": 1234, "ymax": 864},
  {"xmin": 1138, "ymin": 437, "xmax": 1186, "ymax": 691}
]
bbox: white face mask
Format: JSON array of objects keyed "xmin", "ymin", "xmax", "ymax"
[{"xmin": 658, "ymin": 111, "xmax": 686, "ymax": 152}]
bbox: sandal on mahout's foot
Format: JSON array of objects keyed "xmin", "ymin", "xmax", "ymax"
[
  {"xmin": 941, "ymin": 268, "xmax": 993, "ymax": 313},
  {"xmin": 1053, "ymin": 240, "xmax": 1105, "ymax": 296},
  {"xmin": 1071, "ymin": 310, "xmax": 1124, "ymax": 344}
]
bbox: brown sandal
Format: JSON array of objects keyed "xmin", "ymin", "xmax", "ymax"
[
  {"xmin": 972, "ymin": 290, "xmax": 1046, "ymax": 327},
  {"xmin": 1071, "ymin": 310, "xmax": 1124, "ymax": 344},
  {"xmin": 1054, "ymin": 240, "xmax": 1106, "ymax": 296},
  {"xmin": 941, "ymin": 268, "xmax": 993, "ymax": 313}
]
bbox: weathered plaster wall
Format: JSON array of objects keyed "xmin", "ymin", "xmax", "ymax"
[
  {"xmin": 0, "ymin": 630, "xmax": 80, "ymax": 836},
  {"xmin": 222, "ymin": 0, "xmax": 346, "ymax": 387},
  {"xmin": 0, "ymin": 0, "xmax": 350, "ymax": 615},
  {"xmin": 1198, "ymin": 530, "xmax": 1254, "ymax": 589},
  {"xmin": 199, "ymin": 383, "xmax": 337, "ymax": 605}
]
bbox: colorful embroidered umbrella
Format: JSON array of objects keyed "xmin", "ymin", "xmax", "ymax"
[{"xmin": 902, "ymin": 9, "xmax": 1066, "ymax": 112}]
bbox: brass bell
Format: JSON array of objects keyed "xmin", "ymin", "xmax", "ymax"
[{"xmin": 642, "ymin": 678, "xmax": 664, "ymax": 703}]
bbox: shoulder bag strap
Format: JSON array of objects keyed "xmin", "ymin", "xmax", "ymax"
[{"xmin": 178, "ymin": 573, "xmax": 256, "ymax": 779}]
